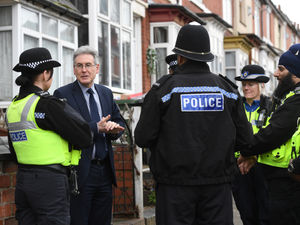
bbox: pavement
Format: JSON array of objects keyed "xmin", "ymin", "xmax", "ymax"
[{"xmin": 113, "ymin": 196, "xmax": 243, "ymax": 225}]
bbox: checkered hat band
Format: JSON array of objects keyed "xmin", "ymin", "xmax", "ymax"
[
  {"xmin": 169, "ymin": 61, "xmax": 177, "ymax": 66},
  {"xmin": 18, "ymin": 59, "xmax": 55, "ymax": 69}
]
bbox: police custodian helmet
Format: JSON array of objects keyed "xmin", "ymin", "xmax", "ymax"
[
  {"xmin": 173, "ymin": 24, "xmax": 214, "ymax": 62},
  {"xmin": 235, "ymin": 65, "xmax": 269, "ymax": 83}
]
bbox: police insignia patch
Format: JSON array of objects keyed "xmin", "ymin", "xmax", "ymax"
[
  {"xmin": 242, "ymin": 71, "xmax": 249, "ymax": 79},
  {"xmin": 180, "ymin": 93, "xmax": 224, "ymax": 112}
]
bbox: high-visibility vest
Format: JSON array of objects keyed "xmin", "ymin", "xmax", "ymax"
[
  {"xmin": 6, "ymin": 93, "xmax": 81, "ymax": 166},
  {"xmin": 258, "ymin": 90, "xmax": 300, "ymax": 168},
  {"xmin": 235, "ymin": 105, "xmax": 263, "ymax": 158}
]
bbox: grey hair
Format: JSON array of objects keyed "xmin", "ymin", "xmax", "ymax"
[{"xmin": 73, "ymin": 45, "xmax": 99, "ymax": 65}]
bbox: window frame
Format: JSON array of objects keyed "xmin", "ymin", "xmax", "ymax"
[
  {"xmin": 223, "ymin": 0, "xmax": 232, "ymax": 26},
  {"xmin": 97, "ymin": 0, "xmax": 133, "ymax": 93},
  {"xmin": 0, "ymin": 5, "xmax": 13, "ymax": 102},
  {"xmin": 150, "ymin": 22, "xmax": 180, "ymax": 83},
  {"xmin": 20, "ymin": 6, "xmax": 78, "ymax": 93},
  {"xmin": 224, "ymin": 50, "xmax": 237, "ymax": 83}
]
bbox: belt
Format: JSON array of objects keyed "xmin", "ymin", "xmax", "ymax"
[
  {"xmin": 18, "ymin": 164, "xmax": 69, "ymax": 174},
  {"xmin": 91, "ymin": 158, "xmax": 107, "ymax": 166}
]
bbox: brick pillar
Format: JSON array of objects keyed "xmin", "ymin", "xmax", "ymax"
[{"xmin": 113, "ymin": 144, "xmax": 136, "ymax": 216}]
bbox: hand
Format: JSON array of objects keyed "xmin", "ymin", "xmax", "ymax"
[
  {"xmin": 237, "ymin": 155, "xmax": 257, "ymax": 175},
  {"xmin": 97, "ymin": 115, "xmax": 125, "ymax": 134}
]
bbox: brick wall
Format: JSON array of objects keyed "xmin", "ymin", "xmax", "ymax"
[
  {"xmin": 0, "ymin": 161, "xmax": 17, "ymax": 225},
  {"xmin": 113, "ymin": 144, "xmax": 136, "ymax": 216},
  {"xmin": 0, "ymin": 144, "xmax": 136, "ymax": 222}
]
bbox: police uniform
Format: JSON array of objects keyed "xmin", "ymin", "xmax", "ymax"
[
  {"xmin": 6, "ymin": 48, "xmax": 92, "ymax": 225},
  {"xmin": 241, "ymin": 44, "xmax": 300, "ymax": 225},
  {"xmin": 232, "ymin": 65, "xmax": 271, "ymax": 225},
  {"xmin": 135, "ymin": 24, "xmax": 252, "ymax": 225}
]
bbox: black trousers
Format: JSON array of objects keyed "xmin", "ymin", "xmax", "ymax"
[
  {"xmin": 232, "ymin": 164, "xmax": 269, "ymax": 225},
  {"xmin": 155, "ymin": 182, "xmax": 233, "ymax": 225},
  {"xmin": 70, "ymin": 159, "xmax": 113, "ymax": 225},
  {"xmin": 15, "ymin": 167, "xmax": 70, "ymax": 225},
  {"xmin": 267, "ymin": 176, "xmax": 300, "ymax": 225}
]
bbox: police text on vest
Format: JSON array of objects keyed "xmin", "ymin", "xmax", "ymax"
[
  {"xmin": 10, "ymin": 131, "xmax": 28, "ymax": 142},
  {"xmin": 181, "ymin": 93, "xmax": 224, "ymax": 112}
]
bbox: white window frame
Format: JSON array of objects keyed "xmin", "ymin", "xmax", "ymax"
[
  {"xmin": 254, "ymin": 0, "xmax": 260, "ymax": 37},
  {"xmin": 97, "ymin": 0, "xmax": 133, "ymax": 93},
  {"xmin": 150, "ymin": 22, "xmax": 180, "ymax": 83},
  {"xmin": 0, "ymin": 5, "xmax": 13, "ymax": 103},
  {"xmin": 266, "ymin": 6, "xmax": 271, "ymax": 40},
  {"xmin": 20, "ymin": 6, "xmax": 78, "ymax": 94},
  {"xmin": 224, "ymin": 50, "xmax": 237, "ymax": 83},
  {"xmin": 223, "ymin": 0, "xmax": 232, "ymax": 25}
]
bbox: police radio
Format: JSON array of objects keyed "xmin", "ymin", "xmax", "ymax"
[{"xmin": 256, "ymin": 109, "xmax": 266, "ymax": 129}]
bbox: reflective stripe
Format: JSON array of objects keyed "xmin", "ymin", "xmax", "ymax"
[
  {"xmin": 7, "ymin": 95, "xmax": 38, "ymax": 131},
  {"xmin": 161, "ymin": 86, "xmax": 238, "ymax": 103},
  {"xmin": 21, "ymin": 95, "xmax": 38, "ymax": 121},
  {"xmin": 8, "ymin": 121, "xmax": 36, "ymax": 131},
  {"xmin": 295, "ymin": 86, "xmax": 300, "ymax": 94}
]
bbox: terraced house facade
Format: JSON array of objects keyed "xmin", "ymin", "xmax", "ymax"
[{"xmin": 0, "ymin": 0, "xmax": 299, "ymax": 223}]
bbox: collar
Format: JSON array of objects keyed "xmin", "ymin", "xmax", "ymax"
[
  {"xmin": 77, "ymin": 80, "xmax": 96, "ymax": 95},
  {"xmin": 244, "ymin": 99, "xmax": 260, "ymax": 112},
  {"xmin": 175, "ymin": 60, "xmax": 210, "ymax": 75},
  {"xmin": 16, "ymin": 85, "xmax": 44, "ymax": 100}
]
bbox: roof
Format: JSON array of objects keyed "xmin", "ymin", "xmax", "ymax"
[
  {"xmin": 197, "ymin": 13, "xmax": 232, "ymax": 28},
  {"xmin": 149, "ymin": 4, "xmax": 206, "ymax": 25}
]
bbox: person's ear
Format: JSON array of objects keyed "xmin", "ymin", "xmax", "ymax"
[{"xmin": 177, "ymin": 55, "xmax": 187, "ymax": 65}]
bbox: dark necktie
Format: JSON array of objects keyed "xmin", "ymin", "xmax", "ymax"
[{"xmin": 87, "ymin": 88, "xmax": 107, "ymax": 159}]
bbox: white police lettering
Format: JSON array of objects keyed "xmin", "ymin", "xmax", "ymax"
[
  {"xmin": 181, "ymin": 93, "xmax": 224, "ymax": 111},
  {"xmin": 10, "ymin": 131, "xmax": 27, "ymax": 142}
]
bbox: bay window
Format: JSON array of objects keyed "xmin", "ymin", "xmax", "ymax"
[
  {"xmin": 21, "ymin": 7, "xmax": 77, "ymax": 94},
  {"xmin": 0, "ymin": 6, "xmax": 12, "ymax": 101},
  {"xmin": 98, "ymin": 0, "xmax": 132, "ymax": 90}
]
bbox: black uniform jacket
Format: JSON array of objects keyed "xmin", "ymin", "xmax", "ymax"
[
  {"xmin": 135, "ymin": 61, "xmax": 252, "ymax": 185},
  {"xmin": 8, "ymin": 85, "xmax": 93, "ymax": 161},
  {"xmin": 241, "ymin": 82, "xmax": 300, "ymax": 178}
]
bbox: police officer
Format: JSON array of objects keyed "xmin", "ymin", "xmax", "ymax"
[
  {"xmin": 232, "ymin": 65, "xmax": 272, "ymax": 225},
  {"xmin": 239, "ymin": 43, "xmax": 300, "ymax": 225},
  {"xmin": 6, "ymin": 47, "xmax": 92, "ymax": 225},
  {"xmin": 134, "ymin": 24, "xmax": 252, "ymax": 225},
  {"xmin": 165, "ymin": 54, "xmax": 178, "ymax": 74}
]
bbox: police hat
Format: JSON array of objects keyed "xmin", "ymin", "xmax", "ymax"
[
  {"xmin": 165, "ymin": 54, "xmax": 178, "ymax": 71},
  {"xmin": 13, "ymin": 47, "xmax": 61, "ymax": 74},
  {"xmin": 235, "ymin": 65, "xmax": 269, "ymax": 83},
  {"xmin": 172, "ymin": 24, "xmax": 214, "ymax": 62}
]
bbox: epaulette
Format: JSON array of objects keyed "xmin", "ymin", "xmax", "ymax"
[
  {"xmin": 35, "ymin": 91, "xmax": 51, "ymax": 97},
  {"xmin": 152, "ymin": 74, "xmax": 172, "ymax": 89},
  {"xmin": 35, "ymin": 91, "xmax": 66, "ymax": 102},
  {"xmin": 294, "ymin": 86, "xmax": 300, "ymax": 94},
  {"xmin": 218, "ymin": 74, "xmax": 238, "ymax": 89}
]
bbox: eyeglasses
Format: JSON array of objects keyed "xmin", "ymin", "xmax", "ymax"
[{"xmin": 74, "ymin": 63, "xmax": 97, "ymax": 70}]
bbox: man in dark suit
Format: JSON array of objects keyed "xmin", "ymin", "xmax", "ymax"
[{"xmin": 54, "ymin": 45, "xmax": 124, "ymax": 225}]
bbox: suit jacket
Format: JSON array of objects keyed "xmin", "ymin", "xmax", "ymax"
[{"xmin": 54, "ymin": 81, "xmax": 124, "ymax": 187}]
